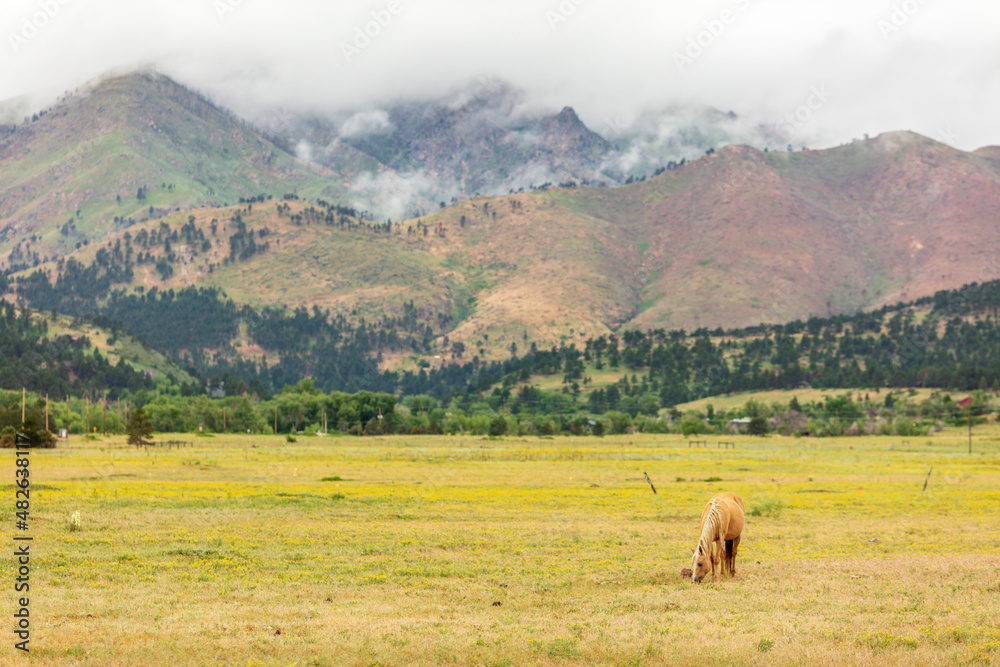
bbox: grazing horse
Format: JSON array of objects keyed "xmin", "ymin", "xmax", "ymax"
[{"xmin": 691, "ymin": 492, "xmax": 744, "ymax": 583}]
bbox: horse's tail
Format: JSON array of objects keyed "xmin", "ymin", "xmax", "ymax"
[{"xmin": 725, "ymin": 539, "xmax": 734, "ymax": 573}]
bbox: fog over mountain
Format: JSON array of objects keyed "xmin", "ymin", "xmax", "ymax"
[
  {"xmin": 2, "ymin": 0, "xmax": 998, "ymax": 155},
  {"xmin": 258, "ymin": 78, "xmax": 795, "ymax": 219}
]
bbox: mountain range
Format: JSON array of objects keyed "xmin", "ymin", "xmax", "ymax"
[{"xmin": 2, "ymin": 71, "xmax": 1000, "ymax": 366}]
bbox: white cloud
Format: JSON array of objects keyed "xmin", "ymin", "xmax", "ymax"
[
  {"xmin": 1, "ymin": 0, "xmax": 998, "ymax": 150},
  {"xmin": 339, "ymin": 109, "xmax": 394, "ymax": 139},
  {"xmin": 347, "ymin": 168, "xmax": 455, "ymax": 222},
  {"xmin": 295, "ymin": 139, "xmax": 312, "ymax": 162}
]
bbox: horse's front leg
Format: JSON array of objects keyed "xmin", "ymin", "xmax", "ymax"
[{"xmin": 711, "ymin": 538, "xmax": 721, "ymax": 581}]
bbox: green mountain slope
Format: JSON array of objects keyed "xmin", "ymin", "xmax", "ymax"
[{"xmin": 0, "ymin": 71, "xmax": 344, "ymax": 270}]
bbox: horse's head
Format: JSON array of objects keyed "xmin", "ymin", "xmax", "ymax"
[{"xmin": 691, "ymin": 544, "xmax": 711, "ymax": 583}]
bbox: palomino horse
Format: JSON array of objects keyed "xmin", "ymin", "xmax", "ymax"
[{"xmin": 691, "ymin": 492, "xmax": 745, "ymax": 583}]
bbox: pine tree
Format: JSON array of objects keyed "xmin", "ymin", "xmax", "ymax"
[{"xmin": 127, "ymin": 408, "xmax": 154, "ymax": 447}]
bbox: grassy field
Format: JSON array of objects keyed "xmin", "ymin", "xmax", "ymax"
[{"xmin": 6, "ymin": 428, "xmax": 1000, "ymax": 665}]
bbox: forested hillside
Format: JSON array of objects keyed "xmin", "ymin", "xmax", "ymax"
[
  {"xmin": 0, "ymin": 301, "xmax": 153, "ymax": 398},
  {"xmin": 451, "ymin": 279, "xmax": 1000, "ymax": 417},
  {"xmin": 7, "ymin": 244, "xmax": 1000, "ymax": 416}
]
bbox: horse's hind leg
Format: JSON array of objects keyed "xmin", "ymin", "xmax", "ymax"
[{"xmin": 729, "ymin": 535, "xmax": 741, "ymax": 577}]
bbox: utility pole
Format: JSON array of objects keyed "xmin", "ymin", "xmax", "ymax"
[{"xmin": 968, "ymin": 400, "xmax": 972, "ymax": 455}]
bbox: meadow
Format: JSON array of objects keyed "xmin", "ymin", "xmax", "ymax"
[{"xmin": 6, "ymin": 428, "xmax": 1000, "ymax": 666}]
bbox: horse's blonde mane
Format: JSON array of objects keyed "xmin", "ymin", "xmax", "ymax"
[{"xmin": 697, "ymin": 499, "xmax": 721, "ymax": 557}]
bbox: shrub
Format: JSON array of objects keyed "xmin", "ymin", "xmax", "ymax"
[
  {"xmin": 606, "ymin": 411, "xmax": 633, "ymax": 435},
  {"xmin": 749, "ymin": 497, "xmax": 785, "ymax": 518},
  {"xmin": 746, "ymin": 417, "xmax": 769, "ymax": 436},
  {"xmin": 681, "ymin": 419, "xmax": 708, "ymax": 436},
  {"xmin": 488, "ymin": 416, "xmax": 507, "ymax": 437}
]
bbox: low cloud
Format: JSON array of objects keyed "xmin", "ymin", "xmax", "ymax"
[
  {"xmin": 295, "ymin": 139, "xmax": 312, "ymax": 162},
  {"xmin": 598, "ymin": 105, "xmax": 790, "ymax": 175},
  {"xmin": 348, "ymin": 169, "xmax": 457, "ymax": 222},
  {"xmin": 1, "ymin": 0, "xmax": 998, "ymax": 152},
  {"xmin": 339, "ymin": 109, "xmax": 394, "ymax": 139}
]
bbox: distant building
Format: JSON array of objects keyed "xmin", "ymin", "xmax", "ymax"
[
  {"xmin": 729, "ymin": 417, "xmax": 753, "ymax": 431},
  {"xmin": 206, "ymin": 380, "xmax": 226, "ymax": 399}
]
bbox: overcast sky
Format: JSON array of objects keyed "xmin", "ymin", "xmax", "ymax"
[{"xmin": 2, "ymin": 0, "xmax": 998, "ymax": 150}]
